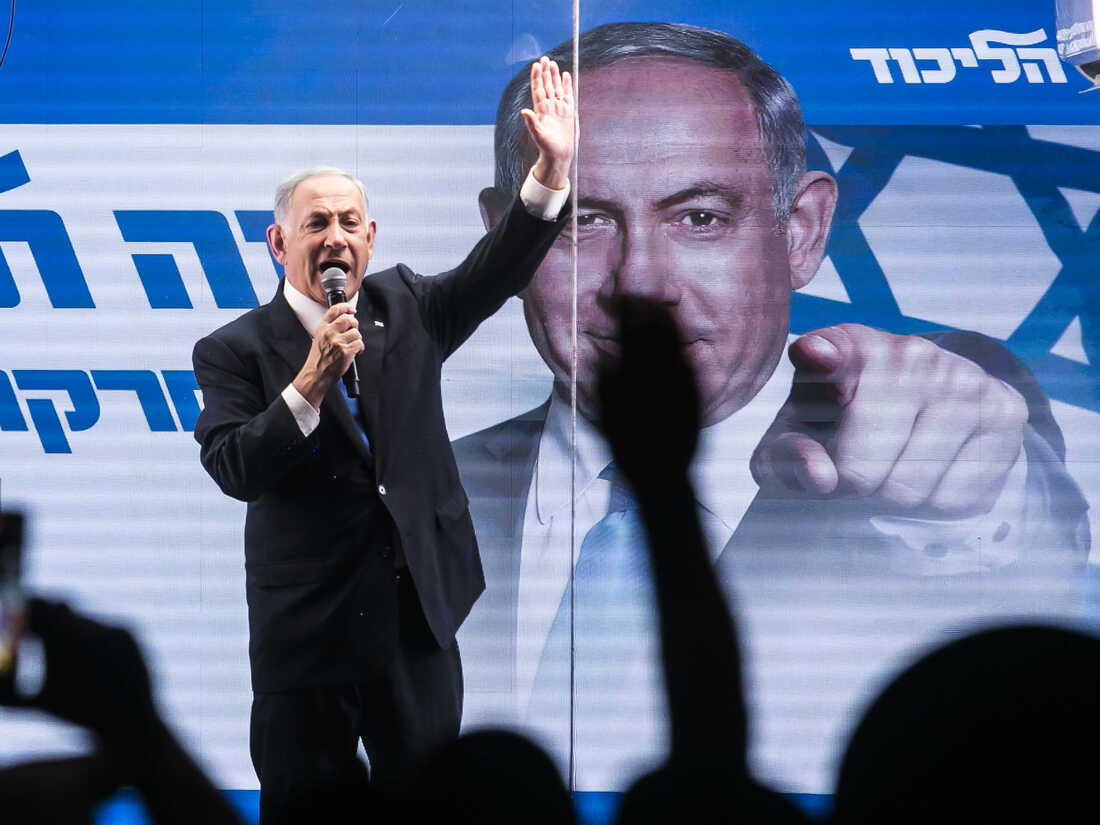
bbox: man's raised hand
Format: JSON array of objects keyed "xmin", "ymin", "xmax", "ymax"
[
  {"xmin": 750, "ymin": 323, "xmax": 1028, "ymax": 518},
  {"xmin": 522, "ymin": 56, "xmax": 574, "ymax": 191}
]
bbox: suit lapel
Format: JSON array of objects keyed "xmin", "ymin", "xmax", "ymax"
[{"xmin": 262, "ymin": 282, "xmax": 312, "ymax": 382}]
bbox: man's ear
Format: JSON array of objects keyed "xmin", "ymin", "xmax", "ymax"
[
  {"xmin": 478, "ymin": 187, "xmax": 510, "ymax": 231},
  {"xmin": 784, "ymin": 171, "xmax": 837, "ymax": 290},
  {"xmin": 365, "ymin": 219, "xmax": 377, "ymax": 257},
  {"xmin": 266, "ymin": 223, "xmax": 288, "ymax": 266}
]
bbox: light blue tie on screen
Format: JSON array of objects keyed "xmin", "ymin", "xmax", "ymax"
[
  {"xmin": 339, "ymin": 379, "xmax": 371, "ymax": 451},
  {"xmin": 529, "ymin": 463, "xmax": 657, "ymax": 774}
]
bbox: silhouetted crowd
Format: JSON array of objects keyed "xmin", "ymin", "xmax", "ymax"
[{"xmin": 3, "ymin": 298, "xmax": 1097, "ymax": 824}]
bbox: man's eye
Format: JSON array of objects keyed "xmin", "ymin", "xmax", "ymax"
[
  {"xmin": 577, "ymin": 213, "xmax": 612, "ymax": 227},
  {"xmin": 677, "ymin": 211, "xmax": 720, "ymax": 228}
]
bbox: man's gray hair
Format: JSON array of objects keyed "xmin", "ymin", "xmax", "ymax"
[
  {"xmin": 495, "ymin": 22, "xmax": 806, "ymax": 225},
  {"xmin": 274, "ymin": 166, "xmax": 370, "ymax": 227}
]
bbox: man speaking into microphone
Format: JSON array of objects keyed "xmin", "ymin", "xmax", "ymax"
[{"xmin": 192, "ymin": 57, "xmax": 573, "ymax": 823}]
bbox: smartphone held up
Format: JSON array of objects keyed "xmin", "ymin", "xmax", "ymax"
[{"xmin": 0, "ymin": 512, "xmax": 25, "ymax": 678}]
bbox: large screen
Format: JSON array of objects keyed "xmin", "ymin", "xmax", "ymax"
[{"xmin": 0, "ymin": 0, "xmax": 1097, "ymax": 797}]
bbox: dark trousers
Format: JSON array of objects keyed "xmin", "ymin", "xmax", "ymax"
[{"xmin": 250, "ymin": 572, "xmax": 463, "ymax": 825}]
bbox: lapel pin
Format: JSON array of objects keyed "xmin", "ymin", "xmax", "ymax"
[{"xmin": 373, "ymin": 320, "xmax": 385, "ymax": 328}]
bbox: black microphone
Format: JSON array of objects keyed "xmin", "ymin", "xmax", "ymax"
[{"xmin": 321, "ymin": 267, "xmax": 360, "ymax": 398}]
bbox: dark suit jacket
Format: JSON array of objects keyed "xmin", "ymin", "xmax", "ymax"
[
  {"xmin": 193, "ymin": 197, "xmax": 566, "ymax": 693},
  {"xmin": 453, "ymin": 332, "xmax": 1091, "ymax": 701}
]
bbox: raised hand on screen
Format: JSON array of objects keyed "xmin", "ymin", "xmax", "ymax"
[{"xmin": 751, "ymin": 323, "xmax": 1027, "ymax": 518}]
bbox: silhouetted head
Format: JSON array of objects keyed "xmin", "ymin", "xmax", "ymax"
[
  {"xmin": 831, "ymin": 624, "xmax": 1100, "ymax": 825},
  {"xmin": 403, "ymin": 729, "xmax": 576, "ymax": 825},
  {"xmin": 619, "ymin": 761, "xmax": 813, "ymax": 825}
]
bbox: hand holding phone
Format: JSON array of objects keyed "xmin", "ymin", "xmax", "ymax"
[{"xmin": 0, "ymin": 511, "xmax": 25, "ymax": 679}]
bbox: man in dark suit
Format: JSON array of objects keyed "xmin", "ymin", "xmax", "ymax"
[
  {"xmin": 193, "ymin": 56, "xmax": 574, "ymax": 823},
  {"xmin": 455, "ymin": 25, "xmax": 1090, "ymax": 790}
]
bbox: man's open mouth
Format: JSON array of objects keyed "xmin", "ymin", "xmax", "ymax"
[{"xmin": 320, "ymin": 260, "xmax": 350, "ymax": 274}]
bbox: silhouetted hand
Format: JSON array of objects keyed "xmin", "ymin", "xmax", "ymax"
[
  {"xmin": 596, "ymin": 302, "xmax": 766, "ymax": 817},
  {"xmin": 597, "ymin": 297, "xmax": 702, "ymax": 489},
  {"xmin": 0, "ymin": 599, "xmax": 243, "ymax": 825},
  {"xmin": 0, "ymin": 599, "xmax": 161, "ymax": 753}
]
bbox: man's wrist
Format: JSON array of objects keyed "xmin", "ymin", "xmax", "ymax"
[
  {"xmin": 520, "ymin": 168, "xmax": 570, "ymax": 220},
  {"xmin": 530, "ymin": 155, "xmax": 570, "ymax": 191},
  {"xmin": 870, "ymin": 442, "xmax": 1028, "ymax": 575},
  {"xmin": 282, "ymin": 383, "xmax": 320, "ymax": 436}
]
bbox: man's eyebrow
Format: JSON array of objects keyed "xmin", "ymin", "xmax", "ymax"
[
  {"xmin": 303, "ymin": 206, "xmax": 362, "ymax": 223},
  {"xmin": 654, "ymin": 184, "xmax": 744, "ymax": 211},
  {"xmin": 575, "ymin": 196, "xmax": 623, "ymax": 214}
]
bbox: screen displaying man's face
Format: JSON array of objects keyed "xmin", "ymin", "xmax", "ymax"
[{"xmin": 519, "ymin": 57, "xmax": 798, "ymax": 425}]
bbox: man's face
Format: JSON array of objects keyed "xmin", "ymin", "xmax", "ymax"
[
  {"xmin": 513, "ymin": 58, "xmax": 830, "ymax": 425},
  {"xmin": 268, "ymin": 174, "xmax": 376, "ymax": 304}
]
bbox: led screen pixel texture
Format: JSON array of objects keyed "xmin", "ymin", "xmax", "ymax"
[{"xmin": 0, "ymin": 0, "xmax": 1097, "ymax": 797}]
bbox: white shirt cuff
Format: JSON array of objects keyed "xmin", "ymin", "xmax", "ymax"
[
  {"xmin": 870, "ymin": 444, "xmax": 1028, "ymax": 576},
  {"xmin": 281, "ymin": 383, "xmax": 320, "ymax": 436},
  {"xmin": 519, "ymin": 171, "xmax": 569, "ymax": 221}
]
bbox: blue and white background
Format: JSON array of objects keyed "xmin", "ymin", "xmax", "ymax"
[{"xmin": 0, "ymin": 0, "xmax": 1098, "ymax": 799}]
